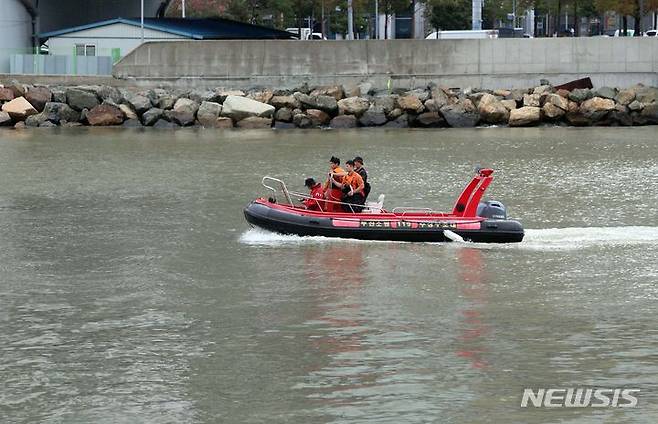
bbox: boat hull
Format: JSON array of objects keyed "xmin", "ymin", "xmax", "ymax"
[{"xmin": 244, "ymin": 201, "xmax": 524, "ymax": 243}]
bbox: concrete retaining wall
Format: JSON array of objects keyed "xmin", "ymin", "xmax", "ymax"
[{"xmin": 112, "ymin": 38, "xmax": 658, "ymax": 90}]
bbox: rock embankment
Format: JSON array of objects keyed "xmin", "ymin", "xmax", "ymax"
[{"xmin": 1, "ymin": 80, "xmax": 657, "ymax": 129}]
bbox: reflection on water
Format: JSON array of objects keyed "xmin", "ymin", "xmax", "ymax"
[{"xmin": 1, "ymin": 127, "xmax": 657, "ymax": 423}]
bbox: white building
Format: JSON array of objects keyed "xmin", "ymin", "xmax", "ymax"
[
  {"xmin": 41, "ymin": 18, "xmax": 191, "ymax": 62},
  {"xmin": 0, "ymin": 0, "xmax": 34, "ymax": 73}
]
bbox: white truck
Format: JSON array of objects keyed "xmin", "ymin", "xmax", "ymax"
[
  {"xmin": 425, "ymin": 30, "xmax": 499, "ymax": 39},
  {"xmin": 285, "ymin": 28, "xmax": 326, "ymax": 40}
]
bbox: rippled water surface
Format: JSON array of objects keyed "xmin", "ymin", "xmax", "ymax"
[{"xmin": 1, "ymin": 127, "xmax": 657, "ymax": 423}]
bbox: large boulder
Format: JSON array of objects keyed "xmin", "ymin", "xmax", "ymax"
[
  {"xmin": 153, "ymin": 119, "xmax": 178, "ymax": 129},
  {"xmin": 635, "ymin": 86, "xmax": 658, "ymax": 104},
  {"xmin": 568, "ymin": 88, "xmax": 592, "ymax": 103},
  {"xmin": 358, "ymin": 106, "xmax": 388, "ymax": 126},
  {"xmin": 118, "ymin": 104, "xmax": 137, "ymax": 120},
  {"xmin": 270, "ymin": 95, "xmax": 300, "ymax": 109},
  {"xmin": 127, "ymin": 94, "xmax": 152, "ymax": 114},
  {"xmin": 221, "ymin": 95, "xmax": 275, "ymax": 121},
  {"xmin": 141, "ymin": 108, "xmax": 164, "ymax": 126},
  {"xmin": 640, "ymin": 103, "xmax": 658, "ymax": 124},
  {"xmin": 383, "ymin": 114, "xmax": 410, "ymax": 128},
  {"xmin": 87, "ymin": 104, "xmax": 125, "ymax": 126},
  {"xmin": 373, "ymin": 95, "xmax": 397, "ymax": 114},
  {"xmin": 236, "ymin": 116, "xmax": 272, "ymax": 129},
  {"xmin": 24, "ymin": 87, "xmax": 52, "ymax": 112},
  {"xmin": 0, "ymin": 111, "xmax": 12, "ymax": 126},
  {"xmin": 0, "ymin": 87, "xmax": 15, "ymax": 102},
  {"xmin": 523, "ymin": 93, "xmax": 541, "ymax": 107},
  {"xmin": 440, "ymin": 100, "xmax": 479, "ymax": 128},
  {"xmin": 214, "ymin": 117, "xmax": 234, "ymax": 128},
  {"xmin": 414, "ymin": 112, "xmax": 444, "ymax": 127},
  {"xmin": 533, "ymin": 85, "xmax": 553, "ymax": 95},
  {"xmin": 196, "ymin": 101, "xmax": 222, "ymax": 127},
  {"xmin": 157, "ymin": 94, "xmax": 177, "ymax": 110},
  {"xmin": 214, "ymin": 89, "xmax": 246, "ymax": 102},
  {"xmin": 293, "ymin": 92, "xmax": 338, "ymax": 113},
  {"xmin": 97, "ymin": 85, "xmax": 124, "ymax": 104},
  {"xmin": 404, "ymin": 88, "xmax": 430, "ymax": 102},
  {"xmin": 337, "ymin": 96, "xmax": 370, "ymax": 116},
  {"xmin": 329, "ymin": 114, "xmax": 357, "ymax": 128},
  {"xmin": 612, "ymin": 104, "xmax": 632, "ymax": 126},
  {"xmin": 51, "ymin": 88, "xmax": 66, "ymax": 103},
  {"xmin": 187, "ymin": 89, "xmax": 219, "ymax": 104},
  {"xmin": 310, "ymin": 85, "xmax": 344, "ymax": 100},
  {"xmin": 42, "ymin": 102, "xmax": 80, "ymax": 124},
  {"xmin": 1, "ymin": 97, "xmax": 37, "ymax": 120},
  {"xmin": 595, "ymin": 86, "xmax": 617, "ymax": 100},
  {"xmin": 169, "ymin": 98, "xmax": 199, "ymax": 126},
  {"xmin": 628, "ymin": 100, "xmax": 644, "ymax": 112},
  {"xmin": 247, "ymin": 89, "xmax": 274, "ymax": 104},
  {"xmin": 0, "ymin": 111, "xmax": 13, "ymax": 126},
  {"xmin": 65, "ymin": 88, "xmax": 99, "ymax": 111},
  {"xmin": 580, "ymin": 97, "xmax": 615, "ymax": 121},
  {"xmin": 543, "ymin": 93, "xmax": 569, "ymax": 111},
  {"xmin": 274, "ymin": 108, "xmax": 293, "ymax": 122},
  {"xmin": 429, "ymin": 84, "xmax": 452, "ymax": 109},
  {"xmin": 293, "ymin": 113, "xmax": 313, "ymax": 128},
  {"xmin": 615, "ymin": 89, "xmax": 636, "ymax": 106},
  {"xmin": 542, "ymin": 102, "xmax": 566, "ymax": 120},
  {"xmin": 501, "ymin": 99, "xmax": 517, "ymax": 111},
  {"xmin": 306, "ymin": 109, "xmax": 331, "ymax": 126},
  {"xmin": 478, "ymin": 93, "xmax": 509, "ymax": 124},
  {"xmin": 25, "ymin": 113, "xmax": 49, "ymax": 127},
  {"xmin": 8, "ymin": 81, "xmax": 26, "ymax": 98},
  {"xmin": 122, "ymin": 119, "xmax": 142, "ymax": 128},
  {"xmin": 509, "ymin": 106, "xmax": 541, "ymax": 127},
  {"xmin": 396, "ymin": 95, "xmax": 425, "ymax": 113}
]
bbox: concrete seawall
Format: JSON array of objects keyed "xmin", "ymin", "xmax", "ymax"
[{"xmin": 113, "ymin": 38, "xmax": 658, "ymax": 90}]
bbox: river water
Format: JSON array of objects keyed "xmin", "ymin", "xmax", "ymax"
[{"xmin": 1, "ymin": 127, "xmax": 657, "ymax": 423}]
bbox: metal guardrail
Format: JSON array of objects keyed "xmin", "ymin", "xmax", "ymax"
[{"xmin": 262, "ymin": 175, "xmax": 369, "ymax": 213}]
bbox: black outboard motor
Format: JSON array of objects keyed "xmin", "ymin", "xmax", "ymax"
[{"xmin": 477, "ymin": 200, "xmax": 507, "ymax": 220}]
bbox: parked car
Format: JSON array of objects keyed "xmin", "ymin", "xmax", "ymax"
[
  {"xmin": 644, "ymin": 30, "xmax": 658, "ymax": 37},
  {"xmin": 613, "ymin": 29, "xmax": 636, "ymax": 37}
]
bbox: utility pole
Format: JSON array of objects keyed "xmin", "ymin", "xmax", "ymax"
[
  {"xmin": 375, "ymin": 0, "xmax": 379, "ymax": 39},
  {"xmin": 182, "ymin": 0, "xmax": 186, "ymax": 18},
  {"xmin": 513, "ymin": 0, "xmax": 517, "ymax": 28},
  {"xmin": 321, "ymin": 0, "xmax": 325, "ymax": 39},
  {"xmin": 140, "ymin": 0, "xmax": 144, "ymax": 43},
  {"xmin": 347, "ymin": 0, "xmax": 354, "ymax": 40}
]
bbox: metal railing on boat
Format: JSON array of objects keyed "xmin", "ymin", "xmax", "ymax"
[{"xmin": 261, "ymin": 175, "xmax": 371, "ymax": 213}]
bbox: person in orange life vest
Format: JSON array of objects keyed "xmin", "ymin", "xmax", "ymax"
[
  {"xmin": 330, "ymin": 160, "xmax": 365, "ymax": 213},
  {"xmin": 302, "ymin": 177, "xmax": 325, "ymax": 211},
  {"xmin": 324, "ymin": 156, "xmax": 345, "ymax": 212},
  {"xmin": 353, "ymin": 156, "xmax": 370, "ymax": 201}
]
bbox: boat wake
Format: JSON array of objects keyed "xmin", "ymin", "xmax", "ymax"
[
  {"xmin": 239, "ymin": 226, "xmax": 658, "ymax": 250},
  {"xmin": 519, "ymin": 226, "xmax": 658, "ymax": 251}
]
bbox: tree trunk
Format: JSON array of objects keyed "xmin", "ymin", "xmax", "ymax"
[
  {"xmin": 384, "ymin": 13, "xmax": 389, "ymax": 39},
  {"xmin": 634, "ymin": 6, "xmax": 642, "ymax": 36},
  {"xmin": 556, "ymin": 0, "xmax": 562, "ymax": 35},
  {"xmin": 574, "ymin": 0, "xmax": 579, "ymax": 36},
  {"xmin": 623, "ymin": 15, "xmax": 628, "ymax": 36}
]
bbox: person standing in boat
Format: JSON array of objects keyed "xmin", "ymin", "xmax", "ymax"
[
  {"xmin": 324, "ymin": 156, "xmax": 345, "ymax": 212},
  {"xmin": 353, "ymin": 156, "xmax": 370, "ymax": 201},
  {"xmin": 330, "ymin": 160, "xmax": 365, "ymax": 213},
  {"xmin": 302, "ymin": 178, "xmax": 325, "ymax": 211}
]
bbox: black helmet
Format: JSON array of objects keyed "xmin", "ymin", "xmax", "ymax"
[{"xmin": 304, "ymin": 177, "xmax": 317, "ymax": 188}]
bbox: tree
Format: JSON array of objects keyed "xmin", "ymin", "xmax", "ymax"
[
  {"xmin": 426, "ymin": 0, "xmax": 471, "ymax": 31},
  {"xmin": 379, "ymin": 0, "xmax": 410, "ymax": 38}
]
